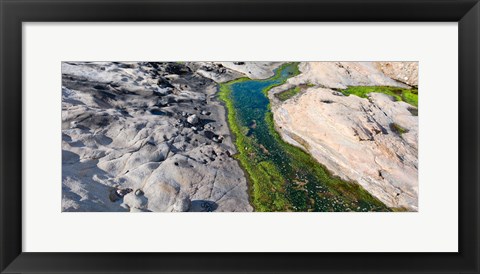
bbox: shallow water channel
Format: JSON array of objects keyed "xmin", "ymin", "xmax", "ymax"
[{"xmin": 224, "ymin": 63, "xmax": 389, "ymax": 212}]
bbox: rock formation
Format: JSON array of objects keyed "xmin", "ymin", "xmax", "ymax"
[
  {"xmin": 62, "ymin": 61, "xmax": 419, "ymax": 212},
  {"xmin": 191, "ymin": 62, "xmax": 282, "ymax": 82},
  {"xmin": 61, "ymin": 62, "xmax": 258, "ymax": 212},
  {"xmin": 269, "ymin": 62, "xmax": 418, "ymax": 211},
  {"xmin": 378, "ymin": 62, "xmax": 418, "ymax": 87}
]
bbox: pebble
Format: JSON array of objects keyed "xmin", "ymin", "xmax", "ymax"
[{"xmin": 187, "ymin": 114, "xmax": 199, "ymax": 125}]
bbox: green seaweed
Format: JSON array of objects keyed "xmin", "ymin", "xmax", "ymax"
[
  {"xmin": 340, "ymin": 86, "xmax": 418, "ymax": 107},
  {"xmin": 390, "ymin": 123, "xmax": 409, "ymax": 136},
  {"xmin": 218, "ymin": 63, "xmax": 390, "ymax": 212},
  {"xmin": 275, "ymin": 87, "xmax": 301, "ymax": 101},
  {"xmin": 274, "ymin": 83, "xmax": 317, "ymax": 102}
]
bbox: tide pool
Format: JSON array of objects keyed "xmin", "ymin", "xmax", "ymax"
[{"xmin": 219, "ymin": 63, "xmax": 390, "ymax": 212}]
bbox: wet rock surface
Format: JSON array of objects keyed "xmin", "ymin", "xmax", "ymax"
[{"xmin": 62, "ymin": 62, "xmax": 252, "ymax": 212}]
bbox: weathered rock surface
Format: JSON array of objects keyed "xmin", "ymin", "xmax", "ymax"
[
  {"xmin": 62, "ymin": 62, "xmax": 252, "ymax": 212},
  {"xmin": 280, "ymin": 62, "xmax": 410, "ymax": 90},
  {"xmin": 217, "ymin": 62, "xmax": 283, "ymax": 79},
  {"xmin": 269, "ymin": 62, "xmax": 418, "ymax": 211},
  {"xmin": 62, "ymin": 60, "xmax": 418, "ymax": 212},
  {"xmin": 189, "ymin": 62, "xmax": 244, "ymax": 83},
  {"xmin": 377, "ymin": 62, "xmax": 419, "ymax": 87},
  {"xmin": 192, "ymin": 61, "xmax": 282, "ymax": 82}
]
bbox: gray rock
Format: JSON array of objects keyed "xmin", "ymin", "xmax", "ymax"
[
  {"xmin": 173, "ymin": 192, "xmax": 191, "ymax": 212},
  {"xmin": 61, "ymin": 61, "xmax": 253, "ymax": 212},
  {"xmin": 187, "ymin": 114, "xmax": 199, "ymax": 125},
  {"xmin": 123, "ymin": 192, "xmax": 148, "ymax": 211}
]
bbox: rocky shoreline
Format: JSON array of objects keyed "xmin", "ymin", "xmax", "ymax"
[
  {"xmin": 62, "ymin": 61, "xmax": 418, "ymax": 212},
  {"xmin": 62, "ymin": 62, "xmax": 279, "ymax": 212},
  {"xmin": 268, "ymin": 62, "xmax": 419, "ymax": 211}
]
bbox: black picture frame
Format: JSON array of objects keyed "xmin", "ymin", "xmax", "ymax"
[{"xmin": 1, "ymin": 0, "xmax": 479, "ymax": 273}]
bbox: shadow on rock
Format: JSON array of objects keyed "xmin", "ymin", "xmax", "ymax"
[
  {"xmin": 189, "ymin": 200, "xmax": 218, "ymax": 212},
  {"xmin": 62, "ymin": 150, "xmax": 128, "ymax": 212}
]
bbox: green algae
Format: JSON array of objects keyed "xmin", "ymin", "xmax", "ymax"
[{"xmin": 218, "ymin": 63, "xmax": 390, "ymax": 212}]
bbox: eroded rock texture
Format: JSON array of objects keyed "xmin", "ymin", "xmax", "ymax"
[
  {"xmin": 62, "ymin": 61, "xmax": 419, "ymax": 212},
  {"xmin": 62, "ymin": 62, "xmax": 253, "ymax": 212},
  {"xmin": 269, "ymin": 62, "xmax": 418, "ymax": 211}
]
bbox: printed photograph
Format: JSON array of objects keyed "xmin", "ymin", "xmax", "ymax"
[{"xmin": 62, "ymin": 62, "xmax": 418, "ymax": 212}]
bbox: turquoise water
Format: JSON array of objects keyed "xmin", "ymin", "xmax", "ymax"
[
  {"xmin": 226, "ymin": 63, "xmax": 389, "ymax": 212},
  {"xmin": 231, "ymin": 66, "xmax": 300, "ymax": 178}
]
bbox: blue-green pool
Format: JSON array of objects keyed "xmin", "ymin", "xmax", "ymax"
[{"xmin": 220, "ymin": 63, "xmax": 390, "ymax": 212}]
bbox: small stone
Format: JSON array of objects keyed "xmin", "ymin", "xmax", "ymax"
[
  {"xmin": 135, "ymin": 189, "xmax": 144, "ymax": 196},
  {"xmin": 109, "ymin": 188, "xmax": 121, "ymax": 202},
  {"xmin": 332, "ymin": 91, "xmax": 344, "ymax": 96},
  {"xmin": 187, "ymin": 114, "xmax": 199, "ymax": 125},
  {"xmin": 172, "ymin": 193, "xmax": 191, "ymax": 212}
]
